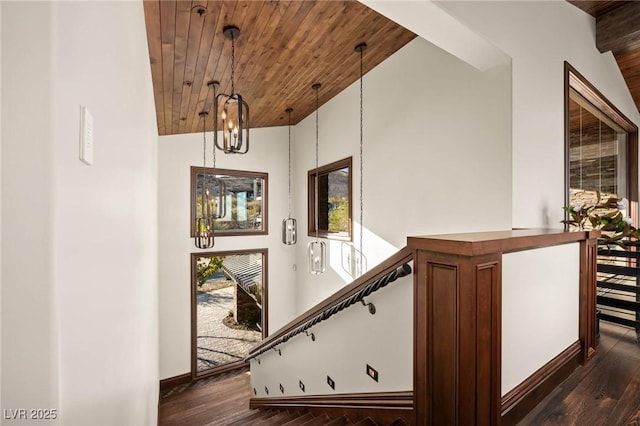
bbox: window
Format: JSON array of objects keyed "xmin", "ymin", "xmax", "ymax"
[
  {"xmin": 308, "ymin": 157, "xmax": 352, "ymax": 241},
  {"xmin": 190, "ymin": 167, "xmax": 268, "ymax": 237},
  {"xmin": 191, "ymin": 249, "xmax": 267, "ymax": 378},
  {"xmin": 565, "ymin": 62, "xmax": 638, "ymax": 223}
]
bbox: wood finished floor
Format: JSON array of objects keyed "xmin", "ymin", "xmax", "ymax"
[
  {"xmin": 518, "ymin": 321, "xmax": 640, "ymax": 425},
  {"xmin": 158, "ymin": 322, "xmax": 640, "ymax": 425}
]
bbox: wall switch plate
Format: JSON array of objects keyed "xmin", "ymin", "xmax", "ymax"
[{"xmin": 80, "ymin": 106, "xmax": 94, "ymax": 165}]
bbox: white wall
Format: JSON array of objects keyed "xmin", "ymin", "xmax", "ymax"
[
  {"xmin": 250, "ymin": 267, "xmax": 413, "ymax": 396},
  {"xmin": 293, "ymin": 37, "xmax": 512, "ymax": 313},
  {"xmin": 2, "ymin": 2, "xmax": 58, "ymax": 420},
  {"xmin": 0, "ymin": 0, "xmax": 4, "ymax": 413},
  {"xmin": 502, "ymin": 243, "xmax": 580, "ymax": 396},
  {"xmin": 435, "ymin": 0, "xmax": 640, "ymax": 228},
  {"xmin": 158, "ymin": 127, "xmax": 295, "ymax": 380},
  {"xmin": 2, "ymin": 1, "xmax": 159, "ymax": 425}
]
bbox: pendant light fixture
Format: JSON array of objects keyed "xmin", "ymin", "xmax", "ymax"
[
  {"xmin": 355, "ymin": 42, "xmax": 367, "ymax": 276},
  {"xmin": 282, "ymin": 107, "xmax": 297, "ymax": 245},
  {"xmin": 194, "ymin": 111, "xmax": 215, "ymax": 249},
  {"xmin": 208, "ymin": 80, "xmax": 228, "ymax": 220},
  {"xmin": 214, "ymin": 25, "xmax": 250, "ymax": 154},
  {"xmin": 308, "ymin": 83, "xmax": 326, "ymax": 275}
]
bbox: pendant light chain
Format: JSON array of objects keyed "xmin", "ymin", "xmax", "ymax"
[
  {"xmin": 314, "ymin": 84, "xmax": 320, "ymax": 243},
  {"xmin": 202, "ymin": 112, "xmax": 208, "ymax": 217},
  {"xmin": 288, "ymin": 109, "xmax": 292, "ymax": 217},
  {"xmin": 359, "ymin": 45, "xmax": 364, "ymax": 261}
]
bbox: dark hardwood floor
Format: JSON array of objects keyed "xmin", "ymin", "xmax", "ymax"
[
  {"xmin": 158, "ymin": 322, "xmax": 640, "ymax": 425},
  {"xmin": 519, "ymin": 321, "xmax": 640, "ymax": 425}
]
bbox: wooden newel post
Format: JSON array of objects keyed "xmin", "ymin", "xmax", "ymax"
[
  {"xmin": 580, "ymin": 231, "xmax": 599, "ymax": 363},
  {"xmin": 409, "ymin": 230, "xmax": 598, "ymax": 425}
]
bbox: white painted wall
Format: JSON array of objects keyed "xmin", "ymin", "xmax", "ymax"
[
  {"xmin": 434, "ymin": 0, "xmax": 640, "ymax": 228},
  {"xmin": 0, "ymin": 0, "xmax": 3, "ymax": 413},
  {"xmin": 2, "ymin": 2, "xmax": 58, "ymax": 421},
  {"xmin": 250, "ymin": 265, "xmax": 413, "ymax": 396},
  {"xmin": 158, "ymin": 127, "xmax": 295, "ymax": 380},
  {"xmin": 2, "ymin": 1, "xmax": 159, "ymax": 425},
  {"xmin": 293, "ymin": 37, "xmax": 512, "ymax": 313},
  {"xmin": 502, "ymin": 243, "xmax": 580, "ymax": 396}
]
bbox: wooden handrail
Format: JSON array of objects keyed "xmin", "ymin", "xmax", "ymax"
[{"xmin": 245, "ymin": 246, "xmax": 413, "ymax": 359}]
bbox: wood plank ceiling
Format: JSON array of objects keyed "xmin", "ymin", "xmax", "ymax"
[
  {"xmin": 143, "ymin": 1, "xmax": 416, "ymax": 136},
  {"xmin": 568, "ymin": 1, "xmax": 640, "ymax": 115}
]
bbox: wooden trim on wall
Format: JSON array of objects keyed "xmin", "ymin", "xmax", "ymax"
[
  {"xmin": 159, "ymin": 373, "xmax": 192, "ymax": 392},
  {"xmin": 191, "ymin": 248, "xmax": 269, "ymax": 379},
  {"xmin": 501, "ymin": 341, "xmax": 582, "ymax": 426},
  {"xmin": 250, "ymin": 391, "xmax": 413, "ymax": 424}
]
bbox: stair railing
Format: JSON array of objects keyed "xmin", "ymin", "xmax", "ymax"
[{"xmin": 245, "ymin": 246, "xmax": 413, "ymax": 361}]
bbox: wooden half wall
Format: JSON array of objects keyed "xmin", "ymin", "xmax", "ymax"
[{"xmin": 408, "ymin": 229, "xmax": 598, "ymax": 425}]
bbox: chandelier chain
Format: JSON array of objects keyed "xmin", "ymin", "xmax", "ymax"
[
  {"xmin": 288, "ymin": 109, "xmax": 292, "ymax": 217},
  {"xmin": 230, "ymin": 33, "xmax": 236, "ymax": 96},
  {"xmin": 212, "ymin": 83, "xmax": 218, "ymax": 169}
]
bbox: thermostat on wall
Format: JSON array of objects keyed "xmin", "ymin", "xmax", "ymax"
[{"xmin": 80, "ymin": 105, "xmax": 94, "ymax": 165}]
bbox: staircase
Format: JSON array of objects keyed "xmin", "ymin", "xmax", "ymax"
[
  {"xmin": 158, "ymin": 368, "xmax": 406, "ymax": 425},
  {"xmin": 214, "ymin": 409, "xmax": 378, "ymax": 425}
]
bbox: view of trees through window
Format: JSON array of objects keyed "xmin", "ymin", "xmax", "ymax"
[
  {"xmin": 192, "ymin": 250, "xmax": 266, "ymax": 377},
  {"xmin": 308, "ymin": 157, "xmax": 352, "ymax": 241}
]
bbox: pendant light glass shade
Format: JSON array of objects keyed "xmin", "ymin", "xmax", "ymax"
[
  {"xmin": 307, "ymin": 83, "xmax": 326, "ymax": 274},
  {"xmin": 282, "ymin": 218, "xmax": 297, "ymax": 245},
  {"xmin": 307, "ymin": 240, "xmax": 326, "ymax": 274},
  {"xmin": 282, "ymin": 107, "xmax": 297, "ymax": 245},
  {"xmin": 214, "ymin": 26, "xmax": 249, "ymax": 154},
  {"xmin": 194, "ymin": 111, "xmax": 214, "ymax": 249}
]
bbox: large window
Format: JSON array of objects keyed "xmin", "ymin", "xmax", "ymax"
[
  {"xmin": 565, "ymin": 62, "xmax": 638, "ymax": 222},
  {"xmin": 308, "ymin": 157, "xmax": 352, "ymax": 241},
  {"xmin": 190, "ymin": 167, "xmax": 268, "ymax": 237},
  {"xmin": 191, "ymin": 249, "xmax": 267, "ymax": 378}
]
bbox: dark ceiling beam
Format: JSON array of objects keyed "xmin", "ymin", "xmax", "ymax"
[{"xmin": 597, "ymin": 1, "xmax": 640, "ymax": 54}]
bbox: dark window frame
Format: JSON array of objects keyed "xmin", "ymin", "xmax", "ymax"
[
  {"xmin": 190, "ymin": 248, "xmax": 268, "ymax": 379},
  {"xmin": 307, "ymin": 156, "xmax": 353, "ymax": 241},
  {"xmin": 564, "ymin": 62, "xmax": 638, "ymax": 227},
  {"xmin": 190, "ymin": 166, "xmax": 268, "ymax": 237}
]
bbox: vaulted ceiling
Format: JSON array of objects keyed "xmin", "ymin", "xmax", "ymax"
[
  {"xmin": 143, "ymin": 1, "xmax": 640, "ymax": 138},
  {"xmin": 143, "ymin": 1, "xmax": 416, "ymax": 136},
  {"xmin": 568, "ymin": 1, "xmax": 640, "ymax": 115}
]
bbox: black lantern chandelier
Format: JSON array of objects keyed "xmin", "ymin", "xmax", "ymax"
[
  {"xmin": 214, "ymin": 25, "xmax": 250, "ymax": 154},
  {"xmin": 282, "ymin": 107, "xmax": 297, "ymax": 245},
  {"xmin": 308, "ymin": 83, "xmax": 326, "ymax": 275}
]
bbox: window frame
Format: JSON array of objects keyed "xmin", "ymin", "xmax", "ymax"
[
  {"xmin": 307, "ymin": 156, "xmax": 353, "ymax": 241},
  {"xmin": 190, "ymin": 248, "xmax": 268, "ymax": 379},
  {"xmin": 190, "ymin": 166, "xmax": 268, "ymax": 237},
  {"xmin": 564, "ymin": 61, "xmax": 639, "ymax": 227}
]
